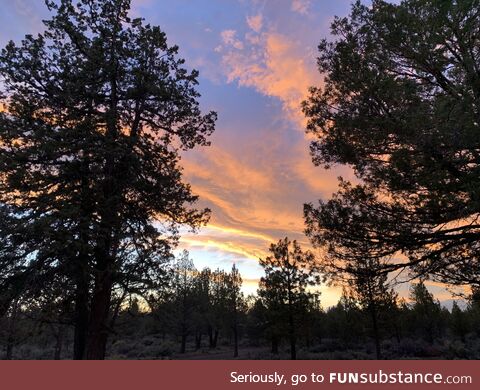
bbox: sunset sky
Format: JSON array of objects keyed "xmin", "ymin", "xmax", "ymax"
[{"xmin": 0, "ymin": 0, "xmax": 457, "ymax": 306}]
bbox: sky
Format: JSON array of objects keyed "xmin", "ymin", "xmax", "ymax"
[{"xmin": 0, "ymin": 0, "xmax": 460, "ymax": 307}]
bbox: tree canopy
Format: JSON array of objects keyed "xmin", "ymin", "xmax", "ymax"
[{"xmin": 303, "ymin": 0, "xmax": 480, "ymax": 287}]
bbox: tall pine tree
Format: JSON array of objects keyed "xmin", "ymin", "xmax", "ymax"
[
  {"xmin": 0, "ymin": 0, "xmax": 216, "ymax": 359},
  {"xmin": 258, "ymin": 238, "xmax": 320, "ymax": 360}
]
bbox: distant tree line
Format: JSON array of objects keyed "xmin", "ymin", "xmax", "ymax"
[{"xmin": 2, "ymin": 241, "xmax": 480, "ymax": 360}]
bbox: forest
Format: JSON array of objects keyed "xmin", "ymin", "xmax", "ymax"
[
  {"xmin": 1, "ymin": 0, "xmax": 480, "ymax": 359},
  {"xmin": 2, "ymin": 245, "xmax": 480, "ymax": 360}
]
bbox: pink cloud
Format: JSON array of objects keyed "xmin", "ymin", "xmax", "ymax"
[
  {"xmin": 220, "ymin": 29, "xmax": 244, "ymax": 50},
  {"xmin": 291, "ymin": 0, "xmax": 311, "ymax": 15},
  {"xmin": 246, "ymin": 14, "xmax": 263, "ymax": 33},
  {"xmin": 220, "ymin": 28, "xmax": 321, "ymax": 128}
]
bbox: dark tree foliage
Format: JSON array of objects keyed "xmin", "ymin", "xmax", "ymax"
[
  {"xmin": 312, "ymin": 234, "xmax": 398, "ymax": 359},
  {"xmin": 467, "ymin": 287, "xmax": 480, "ymax": 337},
  {"xmin": 169, "ymin": 250, "xmax": 197, "ymax": 354},
  {"xmin": 3, "ymin": 257, "xmax": 480, "ymax": 359},
  {"xmin": 195, "ymin": 264, "xmax": 245, "ymax": 356},
  {"xmin": 0, "ymin": 0, "xmax": 215, "ymax": 359},
  {"xmin": 257, "ymin": 237, "xmax": 320, "ymax": 360},
  {"xmin": 345, "ymin": 258, "xmax": 398, "ymax": 359},
  {"xmin": 303, "ymin": 0, "xmax": 480, "ymax": 288},
  {"xmin": 450, "ymin": 300, "xmax": 468, "ymax": 342},
  {"xmin": 227, "ymin": 264, "xmax": 245, "ymax": 358},
  {"xmin": 325, "ymin": 289, "xmax": 364, "ymax": 347},
  {"xmin": 151, "ymin": 252, "xmax": 245, "ymax": 356},
  {"xmin": 408, "ymin": 281, "xmax": 446, "ymax": 344}
]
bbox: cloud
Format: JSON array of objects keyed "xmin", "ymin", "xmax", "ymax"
[
  {"xmin": 219, "ymin": 28, "xmax": 321, "ymax": 128},
  {"xmin": 181, "ymin": 144, "xmax": 306, "ymax": 235},
  {"xmin": 246, "ymin": 14, "xmax": 263, "ymax": 33},
  {"xmin": 178, "ymin": 125, "xmax": 350, "ymax": 270},
  {"xmin": 291, "ymin": 0, "xmax": 311, "ymax": 15},
  {"xmin": 220, "ymin": 29, "xmax": 244, "ymax": 50},
  {"xmin": 179, "ymin": 10, "xmax": 345, "ymax": 283},
  {"xmin": 181, "ymin": 234, "xmax": 264, "ymax": 260},
  {"xmin": 3, "ymin": 0, "xmax": 358, "ymax": 307}
]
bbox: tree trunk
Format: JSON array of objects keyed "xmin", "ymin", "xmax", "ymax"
[
  {"xmin": 180, "ymin": 286, "xmax": 189, "ymax": 354},
  {"xmin": 289, "ymin": 319, "xmax": 296, "ymax": 360},
  {"xmin": 213, "ymin": 329, "xmax": 219, "ymax": 348},
  {"xmin": 195, "ymin": 332, "xmax": 202, "ymax": 350},
  {"xmin": 54, "ymin": 326, "xmax": 64, "ymax": 360},
  {"xmin": 288, "ymin": 308, "xmax": 296, "ymax": 360},
  {"xmin": 74, "ymin": 161, "xmax": 93, "ymax": 360},
  {"xmin": 5, "ymin": 343, "xmax": 13, "ymax": 360},
  {"xmin": 394, "ymin": 323, "xmax": 401, "ymax": 344},
  {"xmin": 208, "ymin": 326, "xmax": 214, "ymax": 348},
  {"xmin": 369, "ymin": 304, "xmax": 381, "ymax": 359},
  {"xmin": 86, "ymin": 264, "xmax": 113, "ymax": 360},
  {"xmin": 5, "ymin": 301, "xmax": 18, "ymax": 360},
  {"xmin": 287, "ymin": 268, "xmax": 296, "ymax": 360},
  {"xmin": 85, "ymin": 166, "xmax": 120, "ymax": 360},
  {"xmin": 84, "ymin": 39, "xmax": 122, "ymax": 359}
]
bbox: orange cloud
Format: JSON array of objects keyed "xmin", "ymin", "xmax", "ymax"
[
  {"xmin": 182, "ymin": 143, "xmax": 310, "ymax": 235},
  {"xmin": 181, "ymin": 235, "xmax": 264, "ymax": 260},
  {"xmin": 179, "ymin": 40, "xmax": 350, "ymax": 286},
  {"xmin": 219, "ymin": 27, "xmax": 321, "ymax": 128}
]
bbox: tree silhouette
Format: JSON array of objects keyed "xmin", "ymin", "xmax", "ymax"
[
  {"xmin": 226, "ymin": 264, "xmax": 244, "ymax": 357},
  {"xmin": 258, "ymin": 237, "xmax": 320, "ymax": 360},
  {"xmin": 467, "ymin": 287, "xmax": 480, "ymax": 338},
  {"xmin": 190, "ymin": 266, "xmax": 245, "ymax": 354},
  {"xmin": 409, "ymin": 281, "xmax": 445, "ymax": 344},
  {"xmin": 450, "ymin": 300, "xmax": 468, "ymax": 343},
  {"xmin": 171, "ymin": 250, "xmax": 197, "ymax": 354},
  {"xmin": 0, "ymin": 0, "xmax": 215, "ymax": 359},
  {"xmin": 310, "ymin": 232, "xmax": 398, "ymax": 359},
  {"xmin": 326, "ymin": 288, "xmax": 364, "ymax": 348},
  {"xmin": 303, "ymin": 0, "xmax": 480, "ymax": 293},
  {"xmin": 346, "ymin": 261, "xmax": 397, "ymax": 359}
]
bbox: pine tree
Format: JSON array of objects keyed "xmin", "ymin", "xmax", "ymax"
[
  {"xmin": 225, "ymin": 264, "xmax": 245, "ymax": 357},
  {"xmin": 450, "ymin": 301, "xmax": 468, "ymax": 343},
  {"xmin": 171, "ymin": 250, "xmax": 197, "ymax": 354},
  {"xmin": 258, "ymin": 237, "xmax": 320, "ymax": 360},
  {"xmin": 467, "ymin": 287, "xmax": 480, "ymax": 337},
  {"xmin": 313, "ymin": 236, "xmax": 396, "ymax": 358},
  {"xmin": 303, "ymin": 0, "xmax": 480, "ymax": 291},
  {"xmin": 327, "ymin": 288, "xmax": 364, "ymax": 347},
  {"xmin": 0, "ymin": 0, "xmax": 215, "ymax": 359},
  {"xmin": 409, "ymin": 281, "xmax": 444, "ymax": 344},
  {"xmin": 346, "ymin": 259, "xmax": 397, "ymax": 359}
]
